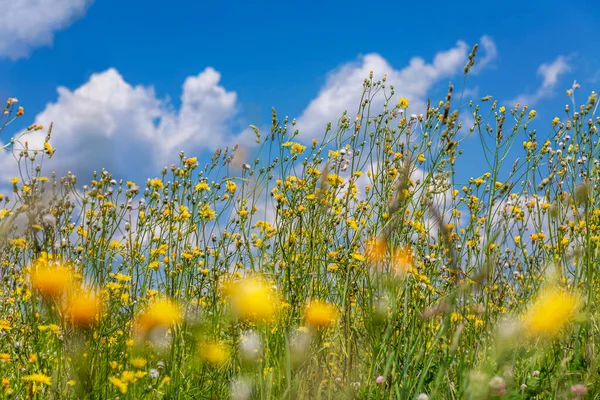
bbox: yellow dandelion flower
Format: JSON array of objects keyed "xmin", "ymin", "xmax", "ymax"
[
  {"xmin": 130, "ymin": 357, "xmax": 147, "ymax": 369},
  {"xmin": 22, "ymin": 373, "xmax": 51, "ymax": 385},
  {"xmin": 199, "ymin": 341, "xmax": 231, "ymax": 366},
  {"xmin": 109, "ymin": 377, "xmax": 127, "ymax": 394},
  {"xmin": 291, "ymin": 143, "xmax": 306, "ymax": 154},
  {"xmin": 66, "ymin": 290, "xmax": 101, "ymax": 327},
  {"xmin": 135, "ymin": 299, "xmax": 182, "ymax": 337},
  {"xmin": 305, "ymin": 300, "xmax": 337, "ymax": 329},
  {"xmin": 30, "ymin": 263, "xmax": 73, "ymax": 298},
  {"xmin": 225, "ymin": 180, "xmax": 237, "ymax": 194},
  {"xmin": 523, "ymin": 287, "xmax": 579, "ymax": 338},
  {"xmin": 398, "ymin": 98, "xmax": 409, "ymax": 108},
  {"xmin": 227, "ymin": 276, "xmax": 279, "ymax": 322}
]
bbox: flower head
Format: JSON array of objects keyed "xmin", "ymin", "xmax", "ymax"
[
  {"xmin": 522, "ymin": 287, "xmax": 579, "ymax": 338},
  {"xmin": 305, "ymin": 300, "xmax": 337, "ymax": 329},
  {"xmin": 227, "ymin": 276, "xmax": 279, "ymax": 322}
]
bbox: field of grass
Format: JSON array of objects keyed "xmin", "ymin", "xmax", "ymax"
[{"xmin": 1, "ymin": 50, "xmax": 599, "ymax": 398}]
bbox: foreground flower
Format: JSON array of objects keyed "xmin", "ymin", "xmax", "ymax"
[
  {"xmin": 30, "ymin": 263, "xmax": 73, "ymax": 298},
  {"xmin": 227, "ymin": 276, "xmax": 279, "ymax": 322},
  {"xmin": 66, "ymin": 290, "xmax": 101, "ymax": 327},
  {"xmin": 199, "ymin": 341, "xmax": 230, "ymax": 366},
  {"xmin": 135, "ymin": 299, "xmax": 182, "ymax": 338},
  {"xmin": 522, "ymin": 287, "xmax": 579, "ymax": 338},
  {"xmin": 305, "ymin": 300, "xmax": 337, "ymax": 328},
  {"xmin": 22, "ymin": 373, "xmax": 51, "ymax": 385}
]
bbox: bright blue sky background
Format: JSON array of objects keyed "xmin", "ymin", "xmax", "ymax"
[{"xmin": 1, "ymin": 0, "xmax": 599, "ymax": 184}]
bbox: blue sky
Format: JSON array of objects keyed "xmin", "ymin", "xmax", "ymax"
[{"xmin": 1, "ymin": 0, "xmax": 599, "ymax": 184}]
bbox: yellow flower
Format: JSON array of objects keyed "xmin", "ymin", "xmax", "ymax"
[
  {"xmin": 67, "ymin": 290, "xmax": 101, "ymax": 327},
  {"xmin": 225, "ymin": 180, "xmax": 237, "ymax": 194},
  {"xmin": 398, "ymin": 98, "xmax": 409, "ymax": 108},
  {"xmin": 200, "ymin": 341, "xmax": 231, "ymax": 366},
  {"xmin": 291, "ymin": 143, "xmax": 306, "ymax": 154},
  {"xmin": 366, "ymin": 237, "xmax": 387, "ymax": 264},
  {"xmin": 109, "ymin": 377, "xmax": 127, "ymax": 394},
  {"xmin": 227, "ymin": 276, "xmax": 279, "ymax": 322},
  {"xmin": 522, "ymin": 287, "xmax": 579, "ymax": 338},
  {"xmin": 305, "ymin": 300, "xmax": 337, "ymax": 328},
  {"xmin": 195, "ymin": 181, "xmax": 210, "ymax": 192},
  {"xmin": 30, "ymin": 263, "xmax": 73, "ymax": 298},
  {"xmin": 135, "ymin": 299, "xmax": 182, "ymax": 337},
  {"xmin": 130, "ymin": 357, "xmax": 147, "ymax": 369},
  {"xmin": 391, "ymin": 247, "xmax": 413, "ymax": 276},
  {"xmin": 417, "ymin": 154, "xmax": 426, "ymax": 163},
  {"xmin": 22, "ymin": 373, "xmax": 51, "ymax": 385},
  {"xmin": 200, "ymin": 204, "xmax": 216, "ymax": 220},
  {"xmin": 44, "ymin": 142, "xmax": 55, "ymax": 156},
  {"xmin": 528, "ymin": 109, "xmax": 536, "ymax": 119}
]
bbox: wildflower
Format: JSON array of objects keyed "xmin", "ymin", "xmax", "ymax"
[
  {"xmin": 149, "ymin": 369, "xmax": 160, "ymax": 379},
  {"xmin": 305, "ymin": 300, "xmax": 337, "ymax": 328},
  {"xmin": 225, "ymin": 180, "xmax": 237, "ymax": 194},
  {"xmin": 522, "ymin": 287, "xmax": 579, "ymax": 338},
  {"xmin": 135, "ymin": 299, "xmax": 182, "ymax": 337},
  {"xmin": 200, "ymin": 204, "xmax": 216, "ymax": 220},
  {"xmin": 22, "ymin": 373, "xmax": 51, "ymax": 385},
  {"xmin": 30, "ymin": 263, "xmax": 73, "ymax": 298},
  {"xmin": 227, "ymin": 277, "xmax": 279, "ymax": 322},
  {"xmin": 66, "ymin": 291, "xmax": 101, "ymax": 327},
  {"xmin": 417, "ymin": 154, "xmax": 426, "ymax": 163},
  {"xmin": 488, "ymin": 376, "xmax": 506, "ymax": 396},
  {"xmin": 366, "ymin": 237, "xmax": 386, "ymax": 264},
  {"xmin": 291, "ymin": 143, "xmax": 306, "ymax": 154},
  {"xmin": 528, "ymin": 109, "xmax": 536, "ymax": 119},
  {"xmin": 199, "ymin": 341, "xmax": 230, "ymax": 366},
  {"xmin": 0, "ymin": 354, "xmax": 9, "ymax": 363},
  {"xmin": 130, "ymin": 357, "xmax": 147, "ymax": 369},
  {"xmin": 571, "ymin": 384, "xmax": 587, "ymax": 396},
  {"xmin": 44, "ymin": 142, "xmax": 54, "ymax": 156},
  {"xmin": 398, "ymin": 98, "xmax": 409, "ymax": 108},
  {"xmin": 376, "ymin": 376, "xmax": 385, "ymax": 384},
  {"xmin": 185, "ymin": 157, "xmax": 197, "ymax": 165},
  {"xmin": 392, "ymin": 247, "xmax": 413, "ymax": 276},
  {"xmin": 195, "ymin": 181, "xmax": 210, "ymax": 192},
  {"xmin": 109, "ymin": 377, "xmax": 127, "ymax": 394}
]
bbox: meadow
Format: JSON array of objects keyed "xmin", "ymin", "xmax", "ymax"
[{"xmin": 1, "ymin": 46, "xmax": 599, "ymax": 399}]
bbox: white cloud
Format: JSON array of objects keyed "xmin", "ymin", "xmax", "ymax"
[
  {"xmin": 474, "ymin": 35, "xmax": 498, "ymax": 72},
  {"xmin": 0, "ymin": 0, "xmax": 93, "ymax": 59},
  {"xmin": 509, "ymin": 56, "xmax": 571, "ymax": 106},
  {"xmin": 0, "ymin": 67, "xmax": 246, "ymax": 182},
  {"xmin": 295, "ymin": 36, "xmax": 496, "ymax": 140}
]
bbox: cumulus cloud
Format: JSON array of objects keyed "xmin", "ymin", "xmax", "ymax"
[
  {"xmin": 509, "ymin": 56, "xmax": 571, "ymax": 106},
  {"xmin": 0, "ymin": 67, "xmax": 246, "ymax": 182},
  {"xmin": 295, "ymin": 36, "xmax": 496, "ymax": 140},
  {"xmin": 0, "ymin": 0, "xmax": 93, "ymax": 59}
]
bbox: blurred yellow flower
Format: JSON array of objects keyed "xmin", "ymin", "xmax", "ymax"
[
  {"xmin": 22, "ymin": 373, "xmax": 51, "ymax": 385},
  {"xmin": 523, "ymin": 287, "xmax": 579, "ymax": 338},
  {"xmin": 398, "ymin": 98, "xmax": 409, "ymax": 108},
  {"xmin": 67, "ymin": 291, "xmax": 101, "ymax": 327},
  {"xmin": 200, "ymin": 341, "xmax": 230, "ymax": 366},
  {"xmin": 109, "ymin": 377, "xmax": 127, "ymax": 394},
  {"xmin": 30, "ymin": 263, "xmax": 73, "ymax": 298},
  {"xmin": 135, "ymin": 299, "xmax": 182, "ymax": 337},
  {"xmin": 305, "ymin": 300, "xmax": 337, "ymax": 329},
  {"xmin": 227, "ymin": 276, "xmax": 279, "ymax": 322}
]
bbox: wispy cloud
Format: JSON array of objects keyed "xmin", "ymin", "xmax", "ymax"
[
  {"xmin": 508, "ymin": 56, "xmax": 571, "ymax": 106},
  {"xmin": 0, "ymin": 0, "xmax": 93, "ymax": 59}
]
